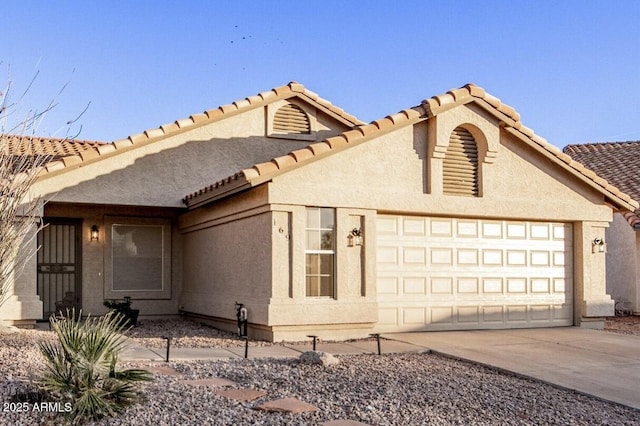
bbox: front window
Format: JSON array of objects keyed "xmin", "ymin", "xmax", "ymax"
[
  {"xmin": 305, "ymin": 207, "xmax": 335, "ymax": 297},
  {"xmin": 112, "ymin": 224, "xmax": 164, "ymax": 291},
  {"xmin": 103, "ymin": 216, "xmax": 171, "ymax": 300}
]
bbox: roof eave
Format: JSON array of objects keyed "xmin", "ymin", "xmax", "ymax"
[{"xmin": 184, "ymin": 181, "xmax": 253, "ymax": 209}]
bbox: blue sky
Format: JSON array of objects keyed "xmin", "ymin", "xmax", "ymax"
[{"xmin": 3, "ymin": 1, "xmax": 639, "ymax": 148}]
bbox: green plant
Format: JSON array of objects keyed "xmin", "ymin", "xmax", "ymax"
[{"xmin": 37, "ymin": 309, "xmax": 153, "ymax": 424}]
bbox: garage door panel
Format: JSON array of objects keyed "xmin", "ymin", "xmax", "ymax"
[
  {"xmin": 376, "ymin": 215, "xmax": 573, "ymax": 332},
  {"xmin": 377, "ymin": 276, "xmax": 398, "ymax": 295},
  {"xmin": 457, "ymin": 306, "xmax": 480, "ymax": 324}
]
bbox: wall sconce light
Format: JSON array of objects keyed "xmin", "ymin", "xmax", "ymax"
[
  {"xmin": 592, "ymin": 237, "xmax": 606, "ymax": 253},
  {"xmin": 90, "ymin": 225, "xmax": 100, "ymax": 241},
  {"xmin": 348, "ymin": 228, "xmax": 363, "ymax": 247}
]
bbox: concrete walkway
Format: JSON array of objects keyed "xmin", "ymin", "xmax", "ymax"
[{"xmin": 122, "ymin": 327, "xmax": 640, "ymax": 410}]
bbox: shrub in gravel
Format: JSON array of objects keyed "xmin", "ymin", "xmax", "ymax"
[{"xmin": 37, "ymin": 310, "xmax": 153, "ymax": 424}]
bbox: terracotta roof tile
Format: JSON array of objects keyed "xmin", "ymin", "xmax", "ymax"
[
  {"xmin": 327, "ymin": 135, "xmax": 348, "ymax": 149},
  {"xmin": 184, "ymin": 83, "xmax": 639, "ymax": 212},
  {"xmin": 97, "ymin": 143, "xmax": 116, "ymax": 155},
  {"xmin": 623, "ymin": 211, "xmax": 640, "ymax": 229},
  {"xmin": 189, "ymin": 113, "xmax": 208, "ymax": 124},
  {"xmin": 175, "ymin": 118, "xmax": 195, "ymax": 128},
  {"xmin": 144, "ymin": 128, "xmax": 165, "ymax": 139},
  {"xmin": 114, "ymin": 138, "xmax": 134, "ymax": 149},
  {"xmin": 342, "ymin": 129, "xmax": 364, "ymax": 143},
  {"xmin": 564, "ymin": 141, "xmax": 640, "ymax": 213},
  {"xmin": 272, "ymin": 155, "xmax": 296, "ymax": 169},
  {"xmin": 0, "ymin": 134, "xmax": 106, "ymax": 161},
  {"xmin": 290, "ymin": 147, "xmax": 314, "ymax": 162},
  {"xmin": 128, "ymin": 133, "xmax": 147, "ymax": 144},
  {"xmin": 61, "ymin": 156, "xmax": 82, "ymax": 167},
  {"xmin": 34, "ymin": 82, "xmax": 363, "ymax": 179},
  {"xmin": 44, "ymin": 161, "xmax": 66, "ymax": 172},
  {"xmin": 160, "ymin": 122, "xmax": 180, "ymax": 133},
  {"xmin": 242, "ymin": 168, "xmax": 260, "ymax": 180},
  {"xmin": 309, "ymin": 142, "xmax": 331, "ymax": 156},
  {"xmin": 373, "ymin": 117, "xmax": 395, "ymax": 131},
  {"xmin": 253, "ymin": 161, "xmax": 279, "ymax": 175}
]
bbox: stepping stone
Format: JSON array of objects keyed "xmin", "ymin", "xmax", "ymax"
[
  {"xmin": 256, "ymin": 397, "xmax": 318, "ymax": 413},
  {"xmin": 145, "ymin": 365, "xmax": 183, "ymax": 376},
  {"xmin": 322, "ymin": 421, "xmax": 371, "ymax": 426},
  {"xmin": 183, "ymin": 378, "xmax": 238, "ymax": 387},
  {"xmin": 214, "ymin": 388, "xmax": 266, "ymax": 402}
]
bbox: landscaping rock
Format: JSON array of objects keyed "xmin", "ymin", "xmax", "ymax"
[
  {"xmin": 299, "ymin": 350, "xmax": 340, "ymax": 366},
  {"xmin": 214, "ymin": 388, "xmax": 266, "ymax": 402},
  {"xmin": 2, "ymin": 319, "xmax": 640, "ymax": 425},
  {"xmin": 183, "ymin": 378, "xmax": 237, "ymax": 387}
]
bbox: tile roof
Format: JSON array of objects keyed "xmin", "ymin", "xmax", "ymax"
[
  {"xmin": 1, "ymin": 134, "xmax": 105, "ymax": 160},
  {"xmin": 183, "ymin": 84, "xmax": 639, "ymax": 213},
  {"xmin": 34, "ymin": 82, "xmax": 363, "ymax": 177},
  {"xmin": 564, "ymin": 141, "xmax": 640, "ymax": 227}
]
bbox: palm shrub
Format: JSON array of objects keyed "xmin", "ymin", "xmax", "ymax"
[{"xmin": 37, "ymin": 309, "xmax": 153, "ymax": 424}]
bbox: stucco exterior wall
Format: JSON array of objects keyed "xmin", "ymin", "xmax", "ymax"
[
  {"xmin": 180, "ymin": 209, "xmax": 273, "ymax": 335},
  {"xmin": 32, "ymin": 104, "xmax": 352, "ymax": 208},
  {"xmin": 606, "ymin": 213, "xmax": 639, "ymax": 313},
  {"xmin": 265, "ymin": 205, "xmax": 378, "ymax": 341},
  {"xmin": 269, "ymin": 109, "xmax": 610, "ymax": 223},
  {"xmin": 2, "ymin": 96, "xmax": 354, "ymax": 325},
  {"xmin": 265, "ymin": 107, "xmax": 614, "ymax": 331},
  {"xmin": 178, "ymin": 185, "xmax": 379, "ymax": 341},
  {"xmin": 0, "ymin": 224, "xmax": 43, "ymax": 326}
]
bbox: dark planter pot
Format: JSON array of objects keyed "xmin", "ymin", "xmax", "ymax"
[{"xmin": 125, "ymin": 309, "xmax": 139, "ymax": 327}]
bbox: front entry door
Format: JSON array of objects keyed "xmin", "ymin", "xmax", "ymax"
[{"xmin": 37, "ymin": 219, "xmax": 82, "ymax": 318}]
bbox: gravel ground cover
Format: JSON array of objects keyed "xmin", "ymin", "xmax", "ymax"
[{"xmin": 1, "ymin": 317, "xmax": 639, "ymax": 425}]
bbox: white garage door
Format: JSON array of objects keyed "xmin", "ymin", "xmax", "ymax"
[{"xmin": 376, "ymin": 215, "xmax": 573, "ymax": 332}]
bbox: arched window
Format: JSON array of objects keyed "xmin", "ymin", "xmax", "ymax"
[
  {"xmin": 272, "ymin": 103, "xmax": 311, "ymax": 135},
  {"xmin": 443, "ymin": 127, "xmax": 479, "ymax": 196}
]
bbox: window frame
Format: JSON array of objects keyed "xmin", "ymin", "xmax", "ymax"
[
  {"xmin": 103, "ymin": 216, "xmax": 172, "ymax": 300},
  {"xmin": 304, "ymin": 207, "xmax": 336, "ymax": 298}
]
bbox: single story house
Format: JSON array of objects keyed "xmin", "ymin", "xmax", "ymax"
[
  {"xmin": 564, "ymin": 142, "xmax": 640, "ymax": 315},
  {"xmin": 3, "ymin": 82, "xmax": 637, "ymax": 341}
]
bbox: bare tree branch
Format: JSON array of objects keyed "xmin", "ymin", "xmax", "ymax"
[{"xmin": 0, "ymin": 67, "xmax": 78, "ymax": 310}]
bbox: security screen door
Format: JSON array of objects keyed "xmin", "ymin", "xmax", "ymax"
[{"xmin": 36, "ymin": 219, "xmax": 82, "ymax": 318}]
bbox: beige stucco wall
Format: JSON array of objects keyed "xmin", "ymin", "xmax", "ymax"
[
  {"xmin": 606, "ymin": 213, "xmax": 639, "ymax": 314},
  {"xmin": 177, "ymin": 103, "xmax": 618, "ymax": 340},
  {"xmin": 31, "ymin": 103, "xmax": 352, "ymax": 208},
  {"xmin": 178, "ymin": 186, "xmax": 378, "ymax": 341},
  {"xmin": 179, "ymin": 203, "xmax": 274, "ymax": 334},
  {"xmin": 3, "ymin": 97, "xmax": 353, "ymax": 325},
  {"xmin": 0, "ymin": 222, "xmax": 43, "ymax": 326},
  {"xmin": 269, "ymin": 107, "xmax": 611, "ymax": 223},
  {"xmin": 265, "ymin": 105, "xmax": 614, "ymax": 332}
]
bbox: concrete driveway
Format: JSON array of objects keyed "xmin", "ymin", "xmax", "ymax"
[{"xmin": 384, "ymin": 327, "xmax": 640, "ymax": 409}]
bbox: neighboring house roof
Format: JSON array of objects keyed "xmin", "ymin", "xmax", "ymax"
[
  {"xmin": 183, "ymin": 83, "xmax": 640, "ymax": 213},
  {"xmin": 34, "ymin": 82, "xmax": 363, "ymax": 178},
  {"xmin": 1, "ymin": 134, "xmax": 105, "ymax": 161},
  {"xmin": 564, "ymin": 141, "xmax": 640, "ymax": 228}
]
